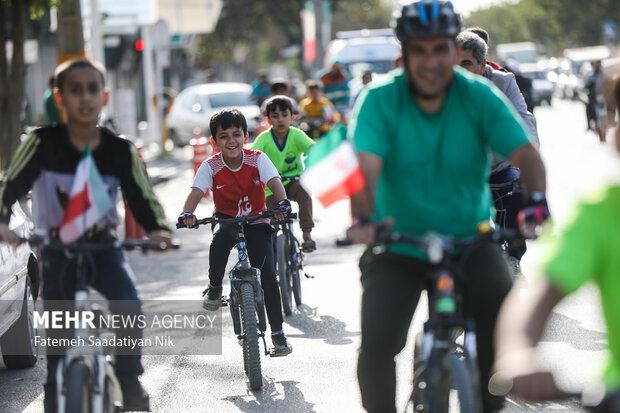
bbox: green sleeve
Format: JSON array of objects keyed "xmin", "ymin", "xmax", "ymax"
[
  {"xmin": 542, "ymin": 201, "xmax": 603, "ymax": 294},
  {"xmin": 251, "ymin": 134, "xmax": 265, "ymax": 151},
  {"xmin": 479, "ymin": 82, "xmax": 531, "ymax": 158},
  {"xmin": 294, "ymin": 128, "xmax": 315, "ymax": 154},
  {"xmin": 349, "ymin": 87, "xmax": 391, "ymax": 160}
]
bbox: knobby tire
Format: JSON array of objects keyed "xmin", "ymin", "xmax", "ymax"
[
  {"xmin": 291, "ymin": 237, "xmax": 302, "ymax": 306},
  {"xmin": 240, "ymin": 283, "xmax": 262, "ymax": 390},
  {"xmin": 276, "ymin": 234, "xmax": 293, "ymax": 315}
]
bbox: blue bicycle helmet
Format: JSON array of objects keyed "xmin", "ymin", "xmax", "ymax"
[{"xmin": 395, "ymin": 0, "xmax": 462, "ymax": 42}]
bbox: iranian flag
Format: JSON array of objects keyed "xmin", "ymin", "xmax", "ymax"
[
  {"xmin": 59, "ymin": 146, "xmax": 114, "ymax": 243},
  {"xmin": 301, "ymin": 124, "xmax": 365, "ymax": 207}
]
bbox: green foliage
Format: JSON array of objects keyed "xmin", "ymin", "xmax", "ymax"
[
  {"xmin": 331, "ymin": 0, "xmax": 392, "ymax": 33},
  {"xmin": 195, "ymin": 0, "xmax": 391, "ymax": 71},
  {"xmin": 466, "ymin": 0, "xmax": 620, "ymax": 56},
  {"xmin": 29, "ymin": 0, "xmax": 59, "ymax": 19}
]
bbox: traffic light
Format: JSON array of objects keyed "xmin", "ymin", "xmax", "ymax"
[{"xmin": 134, "ymin": 39, "xmax": 144, "ymax": 52}]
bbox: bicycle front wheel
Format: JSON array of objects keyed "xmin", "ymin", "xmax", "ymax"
[
  {"xmin": 429, "ymin": 353, "xmax": 479, "ymax": 413},
  {"xmin": 65, "ymin": 360, "xmax": 93, "ymax": 413},
  {"xmin": 276, "ymin": 234, "xmax": 293, "ymax": 315},
  {"xmin": 240, "ymin": 283, "xmax": 262, "ymax": 390}
]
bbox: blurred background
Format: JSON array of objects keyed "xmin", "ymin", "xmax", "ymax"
[{"xmin": 0, "ymin": 0, "xmax": 618, "ymax": 165}]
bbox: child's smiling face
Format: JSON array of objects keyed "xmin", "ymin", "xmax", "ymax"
[{"xmin": 213, "ymin": 125, "xmax": 247, "ymax": 164}]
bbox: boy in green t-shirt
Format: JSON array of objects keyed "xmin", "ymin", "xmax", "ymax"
[
  {"xmin": 252, "ymin": 96, "xmax": 317, "ymax": 251},
  {"xmin": 493, "ymin": 77, "xmax": 620, "ymax": 411}
]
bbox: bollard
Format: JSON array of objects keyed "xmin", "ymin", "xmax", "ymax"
[
  {"xmin": 124, "ymin": 142, "xmax": 147, "ymax": 240},
  {"xmin": 190, "ymin": 135, "xmax": 212, "ymax": 198}
]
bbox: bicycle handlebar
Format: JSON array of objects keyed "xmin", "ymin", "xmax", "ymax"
[
  {"xmin": 375, "ymin": 227, "xmax": 520, "ymax": 251},
  {"xmin": 176, "ymin": 209, "xmax": 287, "ymax": 229},
  {"xmin": 280, "ymin": 175, "xmax": 301, "ymax": 183},
  {"xmin": 19, "ymin": 236, "xmax": 180, "ymax": 252},
  {"xmin": 336, "ymin": 226, "xmax": 521, "ymax": 262},
  {"xmin": 489, "ymin": 179, "xmax": 520, "ymax": 191},
  {"xmin": 271, "ymin": 212, "xmax": 298, "ymax": 225}
]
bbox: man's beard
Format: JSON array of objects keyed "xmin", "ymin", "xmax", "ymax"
[{"xmin": 407, "ymin": 78, "xmax": 444, "ymax": 100}]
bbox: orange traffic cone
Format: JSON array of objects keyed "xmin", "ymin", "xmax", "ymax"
[{"xmin": 190, "ymin": 131, "xmax": 213, "ymax": 198}]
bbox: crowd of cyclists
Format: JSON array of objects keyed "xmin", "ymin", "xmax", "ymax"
[{"xmin": 1, "ymin": 0, "xmax": 620, "ymax": 412}]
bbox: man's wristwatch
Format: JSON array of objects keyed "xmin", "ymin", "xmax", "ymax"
[{"xmin": 528, "ymin": 191, "xmax": 547, "ymax": 206}]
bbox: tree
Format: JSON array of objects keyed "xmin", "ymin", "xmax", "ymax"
[
  {"xmin": 0, "ymin": 0, "xmax": 57, "ymax": 170},
  {"xmin": 194, "ymin": 0, "xmax": 392, "ymax": 79},
  {"xmin": 466, "ymin": 0, "xmax": 620, "ymax": 56}
]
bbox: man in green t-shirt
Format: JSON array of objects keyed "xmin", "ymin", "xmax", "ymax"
[
  {"xmin": 252, "ymin": 96, "xmax": 317, "ymax": 251},
  {"xmin": 346, "ymin": 1, "xmax": 549, "ymax": 412},
  {"xmin": 493, "ymin": 77, "xmax": 620, "ymax": 412}
]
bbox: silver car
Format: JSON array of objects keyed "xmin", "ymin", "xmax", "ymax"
[
  {"xmin": 0, "ymin": 200, "xmax": 38, "ymax": 369},
  {"xmin": 166, "ymin": 82, "xmax": 261, "ymax": 146}
]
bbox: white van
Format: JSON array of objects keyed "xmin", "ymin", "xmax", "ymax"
[{"xmin": 324, "ymin": 29, "xmax": 401, "ymax": 78}]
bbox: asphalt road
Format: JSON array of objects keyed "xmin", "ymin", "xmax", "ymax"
[{"xmin": 1, "ymin": 98, "xmax": 618, "ymax": 413}]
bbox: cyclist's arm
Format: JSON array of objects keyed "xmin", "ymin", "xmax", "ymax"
[
  {"xmin": 508, "ymin": 143, "xmax": 546, "ymax": 196},
  {"xmin": 266, "ymin": 177, "xmax": 286, "ymax": 202},
  {"xmin": 493, "ymin": 278, "xmax": 566, "ymax": 400},
  {"xmin": 503, "ymin": 74, "xmax": 539, "ymax": 147},
  {"xmin": 348, "ymin": 152, "xmax": 382, "ymax": 245},
  {"xmin": 182, "ymin": 188, "xmax": 204, "ymax": 214},
  {"xmin": 0, "ymin": 131, "xmax": 44, "ymax": 246},
  {"xmin": 120, "ymin": 143, "xmax": 169, "ymax": 232}
]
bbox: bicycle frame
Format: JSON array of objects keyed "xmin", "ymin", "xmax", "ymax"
[
  {"xmin": 226, "ymin": 220, "xmax": 268, "ymax": 341},
  {"xmin": 56, "ymin": 249, "xmax": 123, "ymax": 413},
  {"xmin": 373, "ymin": 229, "xmax": 517, "ymax": 413},
  {"xmin": 22, "ymin": 236, "xmax": 173, "ymax": 413}
]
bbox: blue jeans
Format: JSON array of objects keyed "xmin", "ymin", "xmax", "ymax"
[
  {"xmin": 489, "ymin": 167, "xmax": 526, "ymax": 260},
  {"xmin": 41, "ymin": 238, "xmax": 144, "ymax": 386}
]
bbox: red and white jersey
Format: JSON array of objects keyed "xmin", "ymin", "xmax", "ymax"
[{"xmin": 192, "ymin": 149, "xmax": 279, "ymax": 217}]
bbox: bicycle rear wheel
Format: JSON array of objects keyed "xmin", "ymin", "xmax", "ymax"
[
  {"xmin": 276, "ymin": 234, "xmax": 293, "ymax": 315},
  {"xmin": 240, "ymin": 283, "xmax": 262, "ymax": 390},
  {"xmin": 291, "ymin": 237, "xmax": 303, "ymax": 306},
  {"xmin": 65, "ymin": 360, "xmax": 93, "ymax": 413}
]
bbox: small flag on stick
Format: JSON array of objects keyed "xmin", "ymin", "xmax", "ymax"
[
  {"xmin": 59, "ymin": 145, "xmax": 113, "ymax": 242},
  {"xmin": 300, "ymin": 124, "xmax": 365, "ymax": 207}
]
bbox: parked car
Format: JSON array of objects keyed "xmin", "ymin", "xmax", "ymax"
[
  {"xmin": 0, "ymin": 200, "xmax": 38, "ymax": 369},
  {"xmin": 166, "ymin": 82, "xmax": 261, "ymax": 146},
  {"xmin": 520, "ymin": 63, "xmax": 555, "ymax": 107}
]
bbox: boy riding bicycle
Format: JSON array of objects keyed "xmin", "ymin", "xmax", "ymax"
[
  {"xmin": 0, "ymin": 58, "xmax": 173, "ymax": 412},
  {"xmin": 252, "ymin": 95, "xmax": 317, "ymax": 251},
  {"xmin": 179, "ymin": 108, "xmax": 293, "ymax": 356}
]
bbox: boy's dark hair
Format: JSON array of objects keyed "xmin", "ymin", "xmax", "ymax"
[
  {"xmin": 264, "ymin": 96, "xmax": 293, "ymax": 117},
  {"xmin": 55, "ymin": 58, "xmax": 106, "ymax": 91},
  {"xmin": 306, "ymin": 80, "xmax": 321, "ymax": 90},
  {"xmin": 466, "ymin": 27, "xmax": 489, "ymax": 44},
  {"xmin": 270, "ymin": 79, "xmax": 288, "ymax": 95},
  {"xmin": 209, "ymin": 108, "xmax": 247, "ymax": 138}
]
